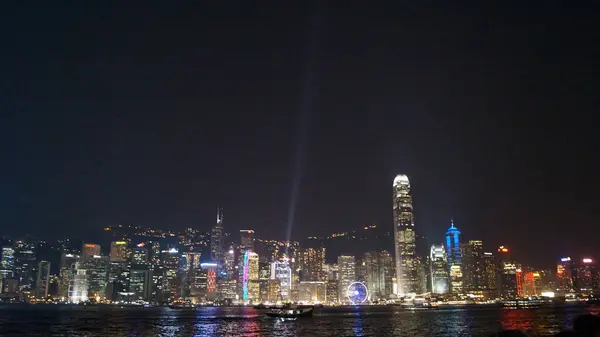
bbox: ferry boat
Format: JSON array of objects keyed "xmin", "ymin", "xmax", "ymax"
[{"xmin": 266, "ymin": 306, "xmax": 313, "ymax": 319}]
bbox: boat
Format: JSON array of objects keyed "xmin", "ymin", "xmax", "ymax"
[
  {"xmin": 168, "ymin": 301, "xmax": 194, "ymax": 309},
  {"xmin": 266, "ymin": 306, "xmax": 313, "ymax": 319},
  {"xmin": 278, "ymin": 316, "xmax": 297, "ymax": 322}
]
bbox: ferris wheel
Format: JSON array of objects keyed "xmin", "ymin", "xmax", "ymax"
[{"xmin": 347, "ymin": 282, "xmax": 368, "ymax": 304}]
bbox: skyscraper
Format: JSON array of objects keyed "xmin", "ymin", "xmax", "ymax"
[
  {"xmin": 0, "ymin": 247, "xmax": 15, "ymax": 279},
  {"xmin": 337, "ymin": 255, "xmax": 356, "ymax": 304},
  {"xmin": 109, "ymin": 241, "xmax": 129, "ymax": 262},
  {"xmin": 463, "ymin": 240, "xmax": 486, "ymax": 294},
  {"xmin": 556, "ymin": 257, "xmax": 574, "ymax": 294},
  {"xmin": 574, "ymin": 258, "xmax": 597, "ymax": 294},
  {"xmin": 445, "ymin": 220, "xmax": 463, "ymax": 294},
  {"xmin": 430, "ymin": 245, "xmax": 449, "ymax": 294},
  {"xmin": 35, "ymin": 260, "xmax": 51, "ymax": 299},
  {"xmin": 82, "ymin": 243, "xmax": 101, "ymax": 261},
  {"xmin": 210, "ymin": 207, "xmax": 224, "ymax": 263},
  {"xmin": 392, "ymin": 174, "xmax": 419, "ymax": 296},
  {"xmin": 297, "ymin": 247, "xmax": 326, "ymax": 281},
  {"xmin": 363, "ymin": 251, "xmax": 395, "ymax": 300}
]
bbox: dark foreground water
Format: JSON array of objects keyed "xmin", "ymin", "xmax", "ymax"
[{"xmin": 0, "ymin": 305, "xmax": 599, "ymax": 336}]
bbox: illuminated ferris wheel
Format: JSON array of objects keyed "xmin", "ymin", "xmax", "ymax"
[{"xmin": 347, "ymin": 282, "xmax": 368, "ymax": 304}]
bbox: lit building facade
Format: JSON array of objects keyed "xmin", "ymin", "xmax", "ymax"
[
  {"xmin": 0, "ymin": 247, "xmax": 15, "ymax": 280},
  {"xmin": 35, "ymin": 260, "xmax": 51, "ymax": 298},
  {"xmin": 297, "ymin": 247, "xmax": 326, "ymax": 281},
  {"xmin": 210, "ymin": 207, "xmax": 225, "ymax": 264},
  {"xmin": 82, "ymin": 243, "xmax": 101, "ymax": 262},
  {"xmin": 556, "ymin": 257, "xmax": 574, "ymax": 294},
  {"xmin": 445, "ymin": 221, "xmax": 463, "ymax": 294},
  {"xmin": 574, "ymin": 258, "xmax": 597, "ymax": 294},
  {"xmin": 463, "ymin": 240, "xmax": 487, "ymax": 294},
  {"xmin": 58, "ymin": 253, "xmax": 79, "ymax": 300},
  {"xmin": 337, "ymin": 255, "xmax": 356, "ymax": 304},
  {"xmin": 363, "ymin": 251, "xmax": 394, "ymax": 300},
  {"xmin": 497, "ymin": 246, "xmax": 517, "ymax": 299},
  {"xmin": 483, "ymin": 252, "xmax": 497, "ymax": 297},
  {"xmin": 270, "ymin": 259, "xmax": 292, "ymax": 301},
  {"xmin": 298, "ymin": 281, "xmax": 327, "ymax": 303},
  {"xmin": 392, "ymin": 174, "xmax": 419, "ymax": 296},
  {"xmin": 430, "ymin": 245, "xmax": 449, "ymax": 294},
  {"xmin": 110, "ymin": 241, "xmax": 130, "ymax": 263}
]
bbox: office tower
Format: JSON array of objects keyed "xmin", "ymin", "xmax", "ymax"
[
  {"xmin": 324, "ymin": 263, "xmax": 339, "ymax": 281},
  {"xmin": 110, "ymin": 241, "xmax": 130, "ymax": 263},
  {"xmin": 497, "ymin": 246, "xmax": 517, "ymax": 299},
  {"xmin": 85, "ymin": 255, "xmax": 109, "ymax": 301},
  {"xmin": 270, "ymin": 258, "xmax": 292, "ymax": 301},
  {"xmin": 337, "ymin": 255, "xmax": 356, "ymax": 304},
  {"xmin": 58, "ymin": 252, "xmax": 79, "ymax": 300},
  {"xmin": 363, "ymin": 251, "xmax": 395, "ymax": 300},
  {"xmin": 326, "ymin": 280, "xmax": 339, "ymax": 304},
  {"xmin": 200, "ymin": 262, "xmax": 218, "ymax": 300},
  {"xmin": 392, "ymin": 174, "xmax": 419, "ymax": 296},
  {"xmin": 128, "ymin": 267, "xmax": 151, "ymax": 301},
  {"xmin": 574, "ymin": 258, "xmax": 597, "ymax": 294},
  {"xmin": 483, "ymin": 252, "xmax": 497, "ymax": 297},
  {"xmin": 463, "ymin": 240, "xmax": 487, "ymax": 294},
  {"xmin": 35, "ymin": 261, "xmax": 51, "ymax": 299},
  {"xmin": 254, "ymin": 239, "xmax": 280, "ymax": 263},
  {"xmin": 0, "ymin": 246, "xmax": 15, "ymax": 279},
  {"xmin": 13, "ymin": 241, "xmax": 36, "ymax": 291},
  {"xmin": 162, "ymin": 248, "xmax": 182, "ymax": 301},
  {"xmin": 131, "ymin": 247, "xmax": 149, "ymax": 265},
  {"xmin": 356, "ymin": 256, "xmax": 366, "ymax": 283},
  {"xmin": 523, "ymin": 271, "xmax": 541, "ymax": 296},
  {"xmin": 211, "ymin": 207, "xmax": 225, "ymax": 263},
  {"xmin": 444, "ymin": 221, "xmax": 463, "ymax": 294},
  {"xmin": 224, "ymin": 245, "xmax": 235, "ymax": 280},
  {"xmin": 298, "ymin": 281, "xmax": 327, "ymax": 303},
  {"xmin": 297, "ymin": 247, "xmax": 326, "ymax": 281},
  {"xmin": 430, "ymin": 245, "xmax": 449, "ymax": 294},
  {"xmin": 240, "ymin": 230, "xmax": 255, "ymax": 252},
  {"xmin": 70, "ymin": 263, "xmax": 88, "ymax": 303},
  {"xmin": 183, "ymin": 252, "xmax": 201, "ymax": 272},
  {"xmin": 267, "ymin": 279, "xmax": 281, "ymax": 302},
  {"xmin": 82, "ymin": 243, "xmax": 101, "ymax": 261},
  {"xmin": 556, "ymin": 257, "xmax": 574, "ymax": 294},
  {"xmin": 241, "ymin": 251, "xmax": 259, "ymax": 302}
]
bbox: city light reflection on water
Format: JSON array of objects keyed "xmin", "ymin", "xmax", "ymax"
[{"xmin": 0, "ymin": 305, "xmax": 597, "ymax": 336}]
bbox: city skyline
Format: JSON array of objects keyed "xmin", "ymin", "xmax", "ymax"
[{"xmin": 1, "ymin": 3, "xmax": 599, "ymax": 269}]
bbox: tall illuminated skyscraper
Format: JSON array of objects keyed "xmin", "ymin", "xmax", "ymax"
[
  {"xmin": 337, "ymin": 255, "xmax": 356, "ymax": 303},
  {"xmin": 210, "ymin": 207, "xmax": 224, "ymax": 263},
  {"xmin": 445, "ymin": 220, "xmax": 463, "ymax": 294},
  {"xmin": 430, "ymin": 245, "xmax": 449, "ymax": 294},
  {"xmin": 392, "ymin": 174, "xmax": 418, "ymax": 296},
  {"xmin": 109, "ymin": 241, "xmax": 129, "ymax": 262}
]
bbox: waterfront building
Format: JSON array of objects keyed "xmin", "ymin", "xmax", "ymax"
[
  {"xmin": 266, "ymin": 279, "xmax": 280, "ymax": 302},
  {"xmin": 70, "ymin": 263, "xmax": 88, "ymax": 303},
  {"xmin": 445, "ymin": 221, "xmax": 463, "ymax": 294},
  {"xmin": 270, "ymin": 258, "xmax": 292, "ymax": 301},
  {"xmin": 35, "ymin": 260, "xmax": 51, "ymax": 298},
  {"xmin": 200, "ymin": 262, "xmax": 218, "ymax": 300},
  {"xmin": 247, "ymin": 252, "xmax": 259, "ymax": 302},
  {"xmin": 128, "ymin": 267, "xmax": 151, "ymax": 301},
  {"xmin": 392, "ymin": 174, "xmax": 419, "ymax": 296},
  {"xmin": 109, "ymin": 241, "xmax": 130, "ymax": 263},
  {"xmin": 14, "ymin": 241, "xmax": 37, "ymax": 291},
  {"xmin": 337, "ymin": 255, "xmax": 356, "ymax": 304},
  {"xmin": 82, "ymin": 243, "xmax": 101, "ymax": 262},
  {"xmin": 463, "ymin": 240, "xmax": 487, "ymax": 294},
  {"xmin": 497, "ymin": 246, "xmax": 517, "ymax": 299},
  {"xmin": 430, "ymin": 245, "xmax": 449, "ymax": 294},
  {"xmin": 483, "ymin": 252, "xmax": 498, "ymax": 297},
  {"xmin": 574, "ymin": 258, "xmax": 597, "ymax": 294},
  {"xmin": 58, "ymin": 252, "xmax": 79, "ymax": 300},
  {"xmin": 85, "ymin": 255, "xmax": 109, "ymax": 301},
  {"xmin": 556, "ymin": 257, "xmax": 574, "ymax": 294},
  {"xmin": 162, "ymin": 248, "xmax": 182, "ymax": 301},
  {"xmin": 224, "ymin": 245, "xmax": 236, "ymax": 280},
  {"xmin": 210, "ymin": 207, "xmax": 225, "ymax": 263},
  {"xmin": 363, "ymin": 251, "xmax": 394, "ymax": 300},
  {"xmin": 326, "ymin": 280, "xmax": 338, "ymax": 304},
  {"xmin": 298, "ymin": 281, "xmax": 327, "ymax": 303}
]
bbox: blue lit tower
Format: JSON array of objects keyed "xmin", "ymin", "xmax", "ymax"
[
  {"xmin": 445, "ymin": 219, "xmax": 463, "ymax": 294},
  {"xmin": 445, "ymin": 219, "xmax": 462, "ymax": 265},
  {"xmin": 392, "ymin": 174, "xmax": 419, "ymax": 296}
]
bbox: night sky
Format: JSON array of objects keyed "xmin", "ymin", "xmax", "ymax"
[{"xmin": 1, "ymin": 3, "xmax": 598, "ymax": 266}]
